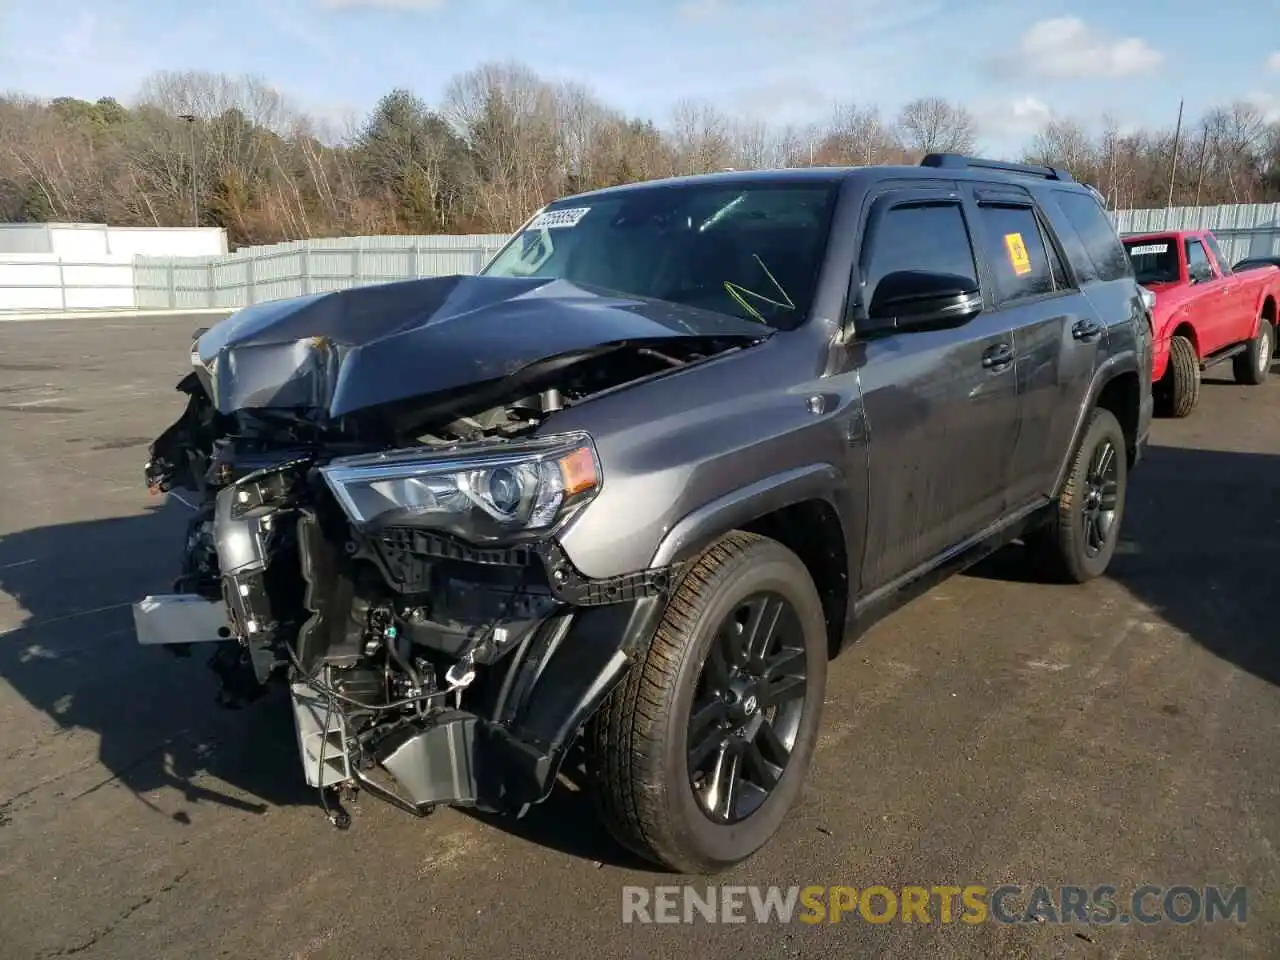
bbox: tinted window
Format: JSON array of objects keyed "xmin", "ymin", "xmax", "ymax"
[
  {"xmin": 976, "ymin": 204, "xmax": 1056, "ymax": 303},
  {"xmin": 482, "ymin": 183, "xmax": 840, "ymax": 330},
  {"xmin": 1186, "ymin": 239, "xmax": 1213, "ymax": 281},
  {"xmin": 861, "ymin": 202, "xmax": 978, "ymax": 304},
  {"xmin": 1053, "ymin": 190, "xmax": 1132, "ymax": 282},
  {"xmin": 1123, "ymin": 237, "xmax": 1179, "ymax": 284},
  {"xmin": 1203, "ymin": 233, "xmax": 1231, "ymax": 275}
]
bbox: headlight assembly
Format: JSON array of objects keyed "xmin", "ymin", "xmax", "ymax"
[{"xmin": 319, "ymin": 432, "xmax": 601, "ymax": 542}]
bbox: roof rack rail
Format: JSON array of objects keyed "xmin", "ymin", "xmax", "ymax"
[{"xmin": 920, "ymin": 153, "xmax": 1075, "ymax": 183}]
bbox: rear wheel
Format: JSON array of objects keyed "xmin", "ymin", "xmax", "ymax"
[
  {"xmin": 1154, "ymin": 334, "xmax": 1200, "ymax": 418},
  {"xmin": 1025, "ymin": 407, "xmax": 1128, "ymax": 584},
  {"xmin": 586, "ymin": 531, "xmax": 828, "ymax": 874},
  {"xmin": 1233, "ymin": 320, "xmax": 1273, "ymax": 385}
]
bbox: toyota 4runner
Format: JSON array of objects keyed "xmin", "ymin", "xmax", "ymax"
[{"xmin": 137, "ymin": 154, "xmax": 1153, "ymax": 874}]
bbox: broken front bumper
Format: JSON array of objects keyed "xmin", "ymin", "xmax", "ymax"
[
  {"xmin": 135, "ymin": 585, "xmax": 666, "ymax": 818},
  {"xmin": 132, "ymin": 594, "xmax": 233, "ymax": 647}
]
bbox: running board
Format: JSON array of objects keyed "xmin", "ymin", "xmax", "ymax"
[{"xmin": 1201, "ymin": 342, "xmax": 1248, "ymax": 370}]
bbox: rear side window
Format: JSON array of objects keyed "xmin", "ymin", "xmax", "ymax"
[
  {"xmin": 974, "ymin": 204, "xmax": 1058, "ymax": 303},
  {"xmin": 1052, "ymin": 191, "xmax": 1132, "ymax": 283},
  {"xmin": 861, "ymin": 201, "xmax": 979, "ymax": 303}
]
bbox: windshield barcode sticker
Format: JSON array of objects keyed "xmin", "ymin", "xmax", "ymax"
[
  {"xmin": 1129, "ymin": 243, "xmax": 1168, "ymax": 255},
  {"xmin": 528, "ymin": 207, "xmax": 591, "ymax": 230}
]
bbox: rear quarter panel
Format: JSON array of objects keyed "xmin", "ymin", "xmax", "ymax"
[{"xmin": 1236, "ymin": 265, "xmax": 1280, "ymax": 335}]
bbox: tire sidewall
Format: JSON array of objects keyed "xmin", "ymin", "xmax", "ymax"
[
  {"xmin": 654, "ymin": 546, "xmax": 827, "ymax": 869},
  {"xmin": 1068, "ymin": 411, "xmax": 1128, "ymax": 578}
]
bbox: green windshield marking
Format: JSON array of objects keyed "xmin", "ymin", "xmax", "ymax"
[{"xmin": 724, "ymin": 255, "xmax": 796, "ymax": 324}]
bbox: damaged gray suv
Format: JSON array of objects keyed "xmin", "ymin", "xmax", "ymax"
[{"xmin": 138, "ymin": 154, "xmax": 1152, "ymax": 874}]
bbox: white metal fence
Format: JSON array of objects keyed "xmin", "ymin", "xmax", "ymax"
[
  {"xmin": 133, "ymin": 234, "xmax": 510, "ymax": 310},
  {"xmin": 0, "ymin": 255, "xmax": 138, "ymax": 310},
  {"xmin": 1113, "ymin": 203, "xmax": 1280, "ymax": 264},
  {"xmin": 2, "ymin": 202, "xmax": 1280, "ymax": 315}
]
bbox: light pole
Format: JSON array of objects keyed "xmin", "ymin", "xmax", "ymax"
[{"xmin": 179, "ymin": 113, "xmax": 198, "ymax": 227}]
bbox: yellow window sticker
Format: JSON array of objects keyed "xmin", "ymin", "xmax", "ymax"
[{"xmin": 1004, "ymin": 232, "xmax": 1032, "ymax": 276}]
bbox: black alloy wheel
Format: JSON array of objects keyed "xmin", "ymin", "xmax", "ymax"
[
  {"xmin": 686, "ymin": 591, "xmax": 807, "ymax": 825},
  {"xmin": 586, "ymin": 531, "xmax": 828, "ymax": 874},
  {"xmin": 1080, "ymin": 438, "xmax": 1121, "ymax": 558}
]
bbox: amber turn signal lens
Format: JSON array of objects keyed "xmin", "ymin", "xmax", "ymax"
[{"xmin": 558, "ymin": 446, "xmax": 599, "ymax": 496}]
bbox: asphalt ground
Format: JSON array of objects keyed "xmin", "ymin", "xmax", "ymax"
[{"xmin": 1, "ymin": 314, "xmax": 1277, "ymax": 959}]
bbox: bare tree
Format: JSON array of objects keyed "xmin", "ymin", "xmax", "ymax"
[
  {"xmin": 894, "ymin": 98, "xmax": 977, "ymax": 155},
  {"xmin": 1, "ymin": 60, "xmax": 1278, "ymax": 245}
]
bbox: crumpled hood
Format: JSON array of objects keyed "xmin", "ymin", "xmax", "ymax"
[{"xmin": 194, "ymin": 275, "xmax": 771, "ymax": 418}]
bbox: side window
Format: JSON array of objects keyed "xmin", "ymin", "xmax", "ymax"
[
  {"xmin": 1052, "ymin": 190, "xmax": 1132, "ymax": 283},
  {"xmin": 1186, "ymin": 239, "xmax": 1214, "ymax": 282},
  {"xmin": 975, "ymin": 204, "xmax": 1055, "ymax": 303},
  {"xmin": 1203, "ymin": 233, "xmax": 1232, "ymax": 276},
  {"xmin": 861, "ymin": 201, "xmax": 979, "ymax": 305}
]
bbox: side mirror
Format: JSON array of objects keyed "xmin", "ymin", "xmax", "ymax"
[{"xmin": 862, "ymin": 270, "xmax": 983, "ymax": 335}]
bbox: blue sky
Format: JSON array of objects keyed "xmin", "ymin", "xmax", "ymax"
[{"xmin": 1, "ymin": 0, "xmax": 1277, "ymax": 154}]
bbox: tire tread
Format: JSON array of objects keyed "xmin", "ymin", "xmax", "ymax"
[{"xmin": 587, "ymin": 531, "xmax": 784, "ymax": 869}]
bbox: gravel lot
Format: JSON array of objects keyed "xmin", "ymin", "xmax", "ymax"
[{"xmin": 1, "ymin": 315, "xmax": 1277, "ymax": 959}]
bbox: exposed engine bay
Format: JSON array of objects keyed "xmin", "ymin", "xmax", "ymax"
[{"xmin": 137, "ymin": 276, "xmax": 769, "ymax": 826}]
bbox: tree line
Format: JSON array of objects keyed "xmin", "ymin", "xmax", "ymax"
[{"xmin": 1, "ymin": 63, "xmax": 1277, "ymax": 249}]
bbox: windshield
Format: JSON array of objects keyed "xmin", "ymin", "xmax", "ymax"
[
  {"xmin": 1123, "ymin": 237, "xmax": 1179, "ymax": 285},
  {"xmin": 480, "ymin": 182, "xmax": 841, "ymax": 330}
]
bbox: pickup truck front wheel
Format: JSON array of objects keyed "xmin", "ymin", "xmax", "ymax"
[
  {"xmin": 1026, "ymin": 407, "xmax": 1128, "ymax": 583},
  {"xmin": 1232, "ymin": 320, "xmax": 1273, "ymax": 386},
  {"xmin": 586, "ymin": 531, "xmax": 827, "ymax": 874},
  {"xmin": 1155, "ymin": 334, "xmax": 1200, "ymax": 418}
]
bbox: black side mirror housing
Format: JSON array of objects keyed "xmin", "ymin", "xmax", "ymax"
[{"xmin": 858, "ymin": 270, "xmax": 983, "ymax": 336}]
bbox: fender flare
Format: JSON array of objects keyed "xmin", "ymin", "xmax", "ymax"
[
  {"xmin": 649, "ymin": 462, "xmax": 846, "ymax": 569},
  {"xmin": 1050, "ymin": 352, "xmax": 1141, "ymax": 497},
  {"xmin": 1250, "ymin": 289, "xmax": 1279, "ymax": 338}
]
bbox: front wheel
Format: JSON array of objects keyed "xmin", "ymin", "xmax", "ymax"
[
  {"xmin": 586, "ymin": 531, "xmax": 828, "ymax": 874},
  {"xmin": 1025, "ymin": 406, "xmax": 1128, "ymax": 584},
  {"xmin": 1154, "ymin": 334, "xmax": 1200, "ymax": 418},
  {"xmin": 1233, "ymin": 320, "xmax": 1273, "ymax": 385}
]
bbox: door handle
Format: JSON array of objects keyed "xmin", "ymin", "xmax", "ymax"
[
  {"xmin": 981, "ymin": 343, "xmax": 1013, "ymax": 370},
  {"xmin": 1072, "ymin": 319, "xmax": 1103, "ymax": 342}
]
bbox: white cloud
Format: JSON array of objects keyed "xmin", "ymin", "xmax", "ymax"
[
  {"xmin": 1014, "ymin": 17, "xmax": 1162, "ymax": 79},
  {"xmin": 1247, "ymin": 91, "xmax": 1280, "ymax": 122},
  {"xmin": 1267, "ymin": 51, "xmax": 1280, "ymax": 73},
  {"xmin": 320, "ymin": 0, "xmax": 444, "ymax": 9},
  {"xmin": 974, "ymin": 95, "xmax": 1054, "ymax": 140}
]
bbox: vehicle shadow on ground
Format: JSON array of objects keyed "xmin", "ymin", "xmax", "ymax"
[
  {"xmin": 968, "ymin": 442, "xmax": 1279, "ymax": 687},
  {"xmin": 462, "ymin": 744, "xmax": 662, "ymax": 871},
  {"xmin": 0, "ymin": 497, "xmax": 314, "ymax": 826}
]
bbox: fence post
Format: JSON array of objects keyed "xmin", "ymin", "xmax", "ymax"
[
  {"xmin": 301, "ymin": 247, "xmax": 312, "ymax": 296},
  {"xmin": 166, "ymin": 261, "xmax": 176, "ymax": 309},
  {"xmin": 246, "ymin": 253, "xmax": 256, "ymax": 305},
  {"xmin": 352, "ymin": 246, "xmax": 362, "ymax": 287},
  {"xmin": 57, "ymin": 257, "xmax": 67, "ymax": 310},
  {"xmin": 207, "ymin": 262, "xmax": 216, "ymax": 308}
]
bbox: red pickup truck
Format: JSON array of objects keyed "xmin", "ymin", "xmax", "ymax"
[{"xmin": 1122, "ymin": 229, "xmax": 1279, "ymax": 417}]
